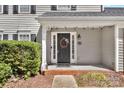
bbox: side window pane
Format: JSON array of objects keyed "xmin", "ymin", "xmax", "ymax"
[
  {"xmin": 31, "ymin": 5, "xmax": 36, "ymax": 14},
  {"xmin": 53, "ymin": 35, "xmax": 56, "ymax": 59},
  {"xmin": 51, "ymin": 5, "xmax": 57, "ymax": 11},
  {"xmin": 3, "ymin": 34, "xmax": 8, "ymax": 40},
  {"xmin": 3, "ymin": 5, "xmax": 8, "ymax": 14},
  {"xmin": 20, "ymin": 5, "xmax": 30, "ymax": 13},
  {"xmin": 72, "ymin": 35, "xmax": 75, "ymax": 59},
  {"xmin": 13, "ymin": 34, "xmax": 18, "ymax": 40},
  {"xmin": 13, "ymin": 5, "xmax": 18, "ymax": 14},
  {"xmin": 19, "ymin": 34, "xmax": 29, "ymax": 41},
  {"xmin": 31, "ymin": 34, "xmax": 36, "ymax": 42},
  {"xmin": 71, "ymin": 5, "xmax": 76, "ymax": 11}
]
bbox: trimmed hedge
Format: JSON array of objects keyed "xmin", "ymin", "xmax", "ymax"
[
  {"xmin": 0, "ymin": 63, "xmax": 12, "ymax": 87},
  {"xmin": 0, "ymin": 40, "xmax": 41, "ymax": 78}
]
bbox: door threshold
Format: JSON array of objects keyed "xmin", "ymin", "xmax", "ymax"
[{"xmin": 57, "ymin": 63, "xmax": 70, "ymax": 67}]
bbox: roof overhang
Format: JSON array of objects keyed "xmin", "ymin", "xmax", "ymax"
[
  {"xmin": 36, "ymin": 16, "xmax": 124, "ymax": 22},
  {"xmin": 36, "ymin": 16, "xmax": 124, "ymax": 28}
]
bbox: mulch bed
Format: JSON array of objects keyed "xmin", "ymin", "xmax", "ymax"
[
  {"xmin": 3, "ymin": 74, "xmax": 54, "ymax": 88},
  {"xmin": 3, "ymin": 70, "xmax": 124, "ymax": 88},
  {"xmin": 75, "ymin": 71, "xmax": 124, "ymax": 87}
]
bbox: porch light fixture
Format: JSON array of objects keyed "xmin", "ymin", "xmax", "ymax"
[{"xmin": 77, "ymin": 34, "xmax": 81, "ymax": 39}]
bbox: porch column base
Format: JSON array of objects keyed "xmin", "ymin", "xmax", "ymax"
[{"xmin": 40, "ymin": 62, "xmax": 47, "ymax": 75}]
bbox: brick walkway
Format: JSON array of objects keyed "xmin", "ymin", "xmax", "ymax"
[{"xmin": 52, "ymin": 75, "xmax": 78, "ymax": 88}]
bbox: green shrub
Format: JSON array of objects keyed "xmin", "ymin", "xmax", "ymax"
[
  {"xmin": 0, "ymin": 40, "xmax": 41, "ymax": 78},
  {"xmin": 0, "ymin": 63, "xmax": 12, "ymax": 87}
]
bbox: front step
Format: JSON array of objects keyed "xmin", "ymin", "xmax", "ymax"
[
  {"xmin": 57, "ymin": 63, "xmax": 70, "ymax": 67},
  {"xmin": 45, "ymin": 70, "xmax": 112, "ymax": 75}
]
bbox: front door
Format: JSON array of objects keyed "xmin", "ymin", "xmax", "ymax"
[{"xmin": 57, "ymin": 33, "xmax": 70, "ymax": 63}]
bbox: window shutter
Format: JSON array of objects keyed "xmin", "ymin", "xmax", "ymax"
[
  {"xmin": 13, "ymin": 34, "xmax": 18, "ymax": 40},
  {"xmin": 51, "ymin": 5, "xmax": 57, "ymax": 11},
  {"xmin": 31, "ymin": 5, "xmax": 36, "ymax": 14},
  {"xmin": 13, "ymin": 5, "xmax": 18, "ymax": 14},
  {"xmin": 3, "ymin": 5, "xmax": 8, "ymax": 14},
  {"xmin": 31, "ymin": 34, "xmax": 36, "ymax": 42},
  {"xmin": 71, "ymin": 5, "xmax": 76, "ymax": 11},
  {"xmin": 3, "ymin": 34, "xmax": 8, "ymax": 40}
]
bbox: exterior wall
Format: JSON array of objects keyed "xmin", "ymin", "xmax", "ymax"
[
  {"xmin": 46, "ymin": 28, "xmax": 103, "ymax": 65},
  {"xmin": 0, "ymin": 5, "xmax": 102, "ymax": 40},
  {"xmin": 36, "ymin": 5, "xmax": 102, "ymax": 12},
  {"xmin": 118, "ymin": 28, "xmax": 124, "ymax": 71},
  {"xmin": 46, "ymin": 26, "xmax": 115, "ymax": 70},
  {"xmin": 77, "ymin": 28, "xmax": 102, "ymax": 64},
  {"xmin": 102, "ymin": 26, "xmax": 115, "ymax": 69},
  {"xmin": 77, "ymin": 5, "xmax": 102, "ymax": 12}
]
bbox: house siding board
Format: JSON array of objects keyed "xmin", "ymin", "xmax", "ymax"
[
  {"xmin": 0, "ymin": 15, "xmax": 40, "ymax": 33},
  {"xmin": 118, "ymin": 28, "xmax": 124, "ymax": 71},
  {"xmin": 77, "ymin": 5, "xmax": 101, "ymax": 12}
]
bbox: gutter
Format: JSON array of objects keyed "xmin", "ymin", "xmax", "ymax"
[{"xmin": 36, "ymin": 16, "xmax": 124, "ymax": 21}]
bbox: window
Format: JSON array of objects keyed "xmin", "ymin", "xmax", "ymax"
[
  {"xmin": 19, "ymin": 34, "xmax": 30, "ymax": 41},
  {"xmin": 53, "ymin": 35, "xmax": 56, "ymax": 59},
  {"xmin": 31, "ymin": 34, "xmax": 36, "ymax": 42},
  {"xmin": 0, "ymin": 5, "xmax": 3, "ymax": 13},
  {"xmin": 31, "ymin": 5, "xmax": 36, "ymax": 14},
  {"xmin": 72, "ymin": 35, "xmax": 75, "ymax": 59},
  {"xmin": 3, "ymin": 5, "xmax": 8, "ymax": 14},
  {"xmin": 19, "ymin": 5, "xmax": 30, "ymax": 13},
  {"xmin": 51, "ymin": 5, "xmax": 57, "ymax": 11},
  {"xmin": 3, "ymin": 34, "xmax": 8, "ymax": 40},
  {"xmin": 51, "ymin": 5, "xmax": 77, "ymax": 11},
  {"xmin": 13, "ymin": 5, "xmax": 18, "ymax": 14},
  {"xmin": 57, "ymin": 5, "xmax": 71, "ymax": 11},
  {"xmin": 71, "ymin": 5, "xmax": 76, "ymax": 11}
]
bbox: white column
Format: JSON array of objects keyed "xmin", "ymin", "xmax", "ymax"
[
  {"xmin": 114, "ymin": 24, "xmax": 119, "ymax": 72},
  {"xmin": 41, "ymin": 26, "xmax": 47, "ymax": 71}
]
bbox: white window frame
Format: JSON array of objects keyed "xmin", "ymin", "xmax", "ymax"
[
  {"xmin": 0, "ymin": 5, "xmax": 3, "ymax": 13},
  {"xmin": 0, "ymin": 31, "xmax": 3, "ymax": 40},
  {"xmin": 51, "ymin": 32, "xmax": 77, "ymax": 64},
  {"xmin": 18, "ymin": 5, "xmax": 31, "ymax": 13},
  {"xmin": 57, "ymin": 5, "xmax": 71, "ymax": 11},
  {"xmin": 18, "ymin": 31, "xmax": 31, "ymax": 41}
]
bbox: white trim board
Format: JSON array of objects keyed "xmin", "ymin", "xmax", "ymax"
[{"xmin": 51, "ymin": 32, "xmax": 77, "ymax": 64}]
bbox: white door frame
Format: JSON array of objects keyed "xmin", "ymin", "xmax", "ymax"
[{"xmin": 51, "ymin": 32, "xmax": 77, "ymax": 64}]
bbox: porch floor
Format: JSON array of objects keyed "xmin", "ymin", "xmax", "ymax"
[{"xmin": 47, "ymin": 65, "xmax": 112, "ymax": 71}]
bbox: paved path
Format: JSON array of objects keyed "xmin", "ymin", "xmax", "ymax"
[{"xmin": 52, "ymin": 75, "xmax": 78, "ymax": 88}]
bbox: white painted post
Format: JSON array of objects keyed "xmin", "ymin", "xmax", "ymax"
[
  {"xmin": 41, "ymin": 26, "xmax": 47, "ymax": 72},
  {"xmin": 114, "ymin": 24, "xmax": 119, "ymax": 72}
]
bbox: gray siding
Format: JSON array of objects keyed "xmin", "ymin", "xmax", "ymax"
[
  {"xmin": 119, "ymin": 28, "xmax": 124, "ymax": 71},
  {"xmin": 77, "ymin": 5, "xmax": 102, "ymax": 12},
  {"xmin": 0, "ymin": 5, "xmax": 102, "ymax": 38}
]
